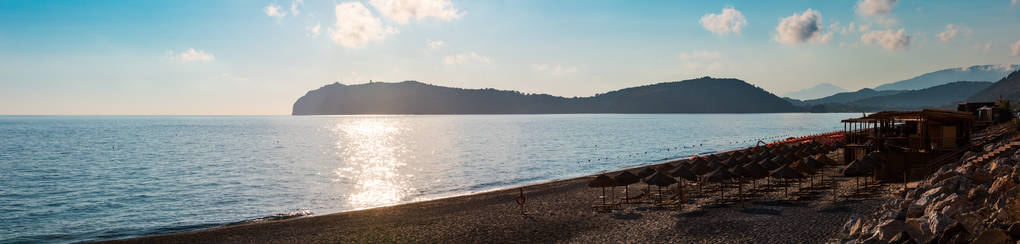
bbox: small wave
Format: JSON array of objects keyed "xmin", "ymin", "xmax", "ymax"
[{"xmin": 229, "ymin": 210, "xmax": 313, "ymax": 225}]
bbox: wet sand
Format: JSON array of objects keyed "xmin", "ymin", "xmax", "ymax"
[{"xmin": 107, "ymin": 166, "xmax": 891, "ymax": 243}]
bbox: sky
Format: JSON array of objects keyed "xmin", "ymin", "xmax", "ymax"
[{"xmin": 1, "ymin": 0, "xmax": 1019, "ymax": 115}]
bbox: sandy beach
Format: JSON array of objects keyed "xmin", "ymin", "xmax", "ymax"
[{"xmin": 107, "ymin": 157, "xmax": 893, "ymax": 243}]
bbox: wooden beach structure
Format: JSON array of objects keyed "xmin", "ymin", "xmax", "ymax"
[{"xmin": 839, "ymin": 109, "xmax": 976, "ymax": 181}]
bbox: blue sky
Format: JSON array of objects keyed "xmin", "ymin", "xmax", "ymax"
[{"xmin": 1, "ymin": 0, "xmax": 1018, "ymax": 114}]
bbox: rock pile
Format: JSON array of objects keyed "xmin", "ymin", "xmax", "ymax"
[{"xmin": 838, "ymin": 138, "xmax": 1020, "ymax": 243}]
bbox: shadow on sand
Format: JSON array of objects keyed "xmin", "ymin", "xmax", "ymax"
[
  {"xmin": 740, "ymin": 208, "xmax": 782, "ymax": 215},
  {"xmin": 611, "ymin": 213, "xmax": 643, "ymax": 220},
  {"xmin": 672, "ymin": 210, "xmax": 708, "ymax": 218}
]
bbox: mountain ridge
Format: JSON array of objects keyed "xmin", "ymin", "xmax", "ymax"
[
  {"xmin": 292, "ymin": 77, "xmax": 799, "ymax": 115},
  {"xmin": 873, "ymin": 64, "xmax": 1018, "ymax": 91}
]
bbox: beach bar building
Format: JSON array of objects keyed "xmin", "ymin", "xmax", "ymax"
[{"xmin": 841, "ymin": 109, "xmax": 976, "ymax": 180}]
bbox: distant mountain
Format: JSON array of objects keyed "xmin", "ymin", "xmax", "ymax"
[
  {"xmin": 292, "ymin": 77, "xmax": 799, "ymax": 115},
  {"xmin": 852, "ymin": 81, "xmax": 992, "ymax": 109},
  {"xmin": 874, "ymin": 64, "xmax": 1019, "ymax": 91},
  {"xmin": 783, "ymin": 83, "xmax": 847, "ymax": 100},
  {"xmin": 796, "ymin": 88, "xmax": 904, "ymax": 106},
  {"xmin": 969, "ymin": 70, "xmax": 1020, "ymax": 102}
]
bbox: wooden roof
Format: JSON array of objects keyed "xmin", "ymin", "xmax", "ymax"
[{"xmin": 841, "ymin": 109, "xmax": 975, "ymax": 123}]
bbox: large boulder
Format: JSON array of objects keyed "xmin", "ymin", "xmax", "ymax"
[
  {"xmin": 906, "ymin": 217, "xmax": 932, "ymax": 241},
  {"xmin": 929, "ymin": 193, "xmax": 969, "ymax": 218},
  {"xmin": 930, "ymin": 222, "xmax": 969, "ymax": 244},
  {"xmin": 968, "ymin": 185, "xmax": 989, "ymax": 202},
  {"xmin": 843, "ymin": 215, "xmax": 863, "ymax": 236},
  {"xmin": 927, "ymin": 213, "xmax": 958, "ymax": 237},
  {"xmin": 888, "ymin": 231, "xmax": 916, "ymax": 244},
  {"xmin": 908, "ymin": 187, "xmax": 943, "ymax": 218},
  {"xmin": 988, "ymin": 158, "xmax": 1013, "ymax": 177},
  {"xmin": 989, "ymin": 177, "xmax": 1016, "ymax": 196},
  {"xmin": 875, "ymin": 219, "xmax": 908, "ymax": 242}
]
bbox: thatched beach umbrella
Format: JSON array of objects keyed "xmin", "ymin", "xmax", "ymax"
[
  {"xmin": 669, "ymin": 167, "xmax": 697, "ymax": 181},
  {"xmin": 669, "ymin": 167, "xmax": 697, "ymax": 201},
  {"xmin": 814, "ymin": 154, "xmax": 839, "ymax": 166},
  {"xmin": 770, "ymin": 165, "xmax": 805, "ymax": 197},
  {"xmin": 656, "ymin": 163, "xmax": 676, "ymax": 173},
  {"xmin": 729, "ymin": 165, "xmax": 752, "ymax": 205},
  {"xmin": 588, "ymin": 174, "xmax": 616, "ymax": 204},
  {"xmin": 614, "ymin": 171, "xmax": 641, "ymax": 202},
  {"xmin": 692, "ymin": 157, "xmax": 709, "ymax": 166},
  {"xmin": 843, "ymin": 155, "xmax": 876, "ymax": 192},
  {"xmin": 707, "ymin": 153, "xmax": 722, "ymax": 162},
  {"xmin": 758, "ymin": 158, "xmax": 780, "ymax": 171},
  {"xmin": 793, "ymin": 157, "xmax": 823, "ymax": 187},
  {"xmin": 720, "ymin": 157, "xmax": 739, "ymax": 167},
  {"xmin": 644, "ymin": 172, "xmax": 677, "ymax": 203},
  {"xmin": 635, "ymin": 167, "xmax": 656, "ymax": 178},
  {"xmin": 744, "ymin": 162, "xmax": 769, "ymax": 190},
  {"xmin": 704, "ymin": 168, "xmax": 734, "ymax": 202},
  {"xmin": 690, "ymin": 162, "xmax": 713, "ymax": 175}
]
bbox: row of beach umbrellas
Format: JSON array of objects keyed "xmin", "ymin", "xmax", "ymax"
[{"xmin": 589, "ymin": 141, "xmax": 852, "ymax": 206}]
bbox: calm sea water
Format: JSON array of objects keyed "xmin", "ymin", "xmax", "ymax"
[{"xmin": 0, "ymin": 114, "xmax": 854, "ymax": 243}]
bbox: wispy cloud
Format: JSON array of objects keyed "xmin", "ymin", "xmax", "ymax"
[
  {"xmin": 699, "ymin": 7, "xmax": 747, "ymax": 35},
  {"xmin": 444, "ymin": 52, "xmax": 490, "ymax": 65},
  {"xmin": 855, "ymin": 0, "xmax": 898, "ymax": 25},
  {"xmin": 1012, "ymin": 40, "xmax": 1020, "ymax": 56},
  {"xmin": 290, "ymin": 0, "xmax": 303, "ymax": 16},
  {"xmin": 166, "ymin": 48, "xmax": 215, "ymax": 63},
  {"xmin": 427, "ymin": 39, "xmax": 444, "ymax": 49},
  {"xmin": 937, "ymin": 24, "xmax": 959, "ymax": 43},
  {"xmin": 369, "ymin": 0, "xmax": 463, "ymax": 24},
  {"xmin": 264, "ymin": 4, "xmax": 286, "ymax": 18},
  {"xmin": 774, "ymin": 9, "xmax": 829, "ymax": 45},
  {"xmin": 861, "ymin": 29, "xmax": 910, "ymax": 51},
  {"xmin": 307, "ymin": 23, "xmax": 321, "ymax": 37},
  {"xmin": 330, "ymin": 2, "xmax": 397, "ymax": 48}
]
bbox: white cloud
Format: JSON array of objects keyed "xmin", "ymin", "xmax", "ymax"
[
  {"xmin": 774, "ymin": 9, "xmax": 829, "ymax": 45},
  {"xmin": 699, "ymin": 7, "xmax": 747, "ymax": 35},
  {"xmin": 264, "ymin": 4, "xmax": 286, "ymax": 18},
  {"xmin": 291, "ymin": 0, "xmax": 303, "ymax": 16},
  {"xmin": 532, "ymin": 64, "xmax": 578, "ymax": 74},
  {"xmin": 307, "ymin": 23, "xmax": 321, "ymax": 37},
  {"xmin": 856, "ymin": 0, "xmax": 897, "ymax": 17},
  {"xmin": 166, "ymin": 48, "xmax": 215, "ymax": 63},
  {"xmin": 330, "ymin": 2, "xmax": 397, "ymax": 48},
  {"xmin": 937, "ymin": 24, "xmax": 959, "ymax": 43},
  {"xmin": 1012, "ymin": 40, "xmax": 1020, "ymax": 56},
  {"xmin": 860, "ymin": 29, "xmax": 910, "ymax": 51},
  {"xmin": 444, "ymin": 52, "xmax": 491, "ymax": 65},
  {"xmin": 369, "ymin": 0, "xmax": 463, "ymax": 25},
  {"xmin": 427, "ymin": 39, "xmax": 444, "ymax": 49}
]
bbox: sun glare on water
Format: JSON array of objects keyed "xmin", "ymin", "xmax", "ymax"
[{"xmin": 331, "ymin": 118, "xmax": 412, "ymax": 209}]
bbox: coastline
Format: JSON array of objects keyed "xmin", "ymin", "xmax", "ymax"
[{"xmin": 105, "ymin": 141, "xmax": 892, "ymax": 243}]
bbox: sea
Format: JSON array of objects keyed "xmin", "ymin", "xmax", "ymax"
[{"xmin": 0, "ymin": 113, "xmax": 856, "ymax": 243}]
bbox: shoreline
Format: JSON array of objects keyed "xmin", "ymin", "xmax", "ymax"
[{"xmin": 105, "ymin": 138, "xmax": 893, "ymax": 243}]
